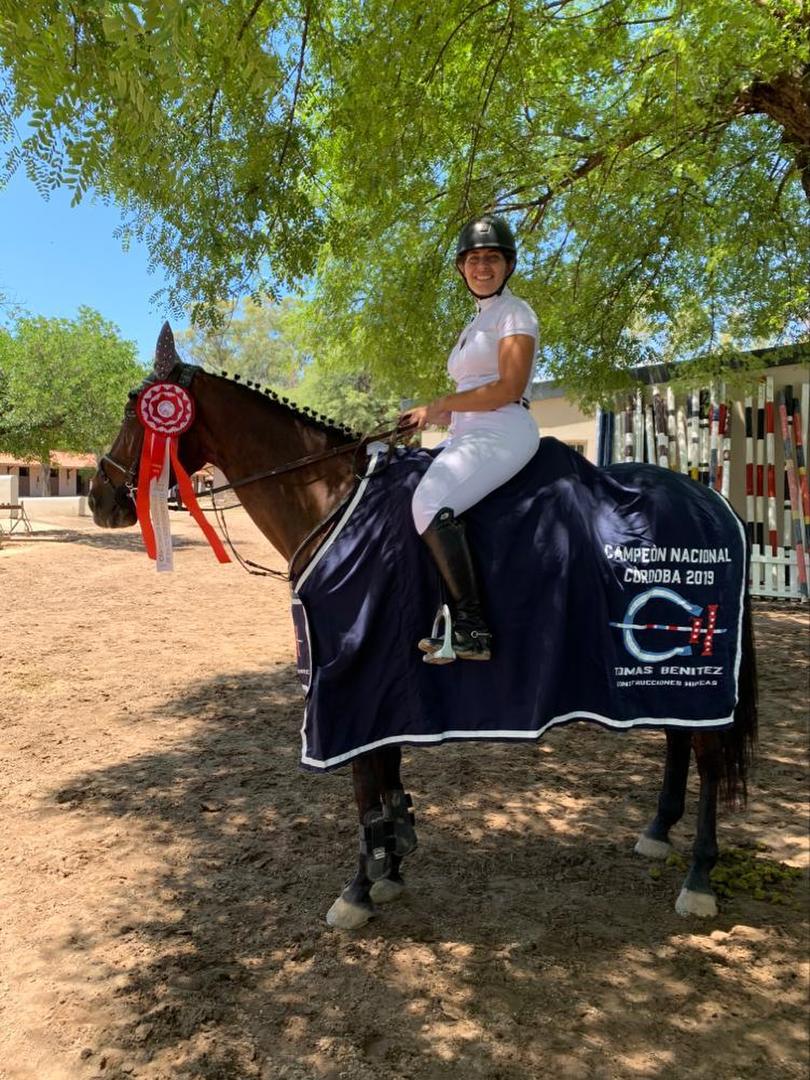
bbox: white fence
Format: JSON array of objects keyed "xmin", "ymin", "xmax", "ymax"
[{"xmin": 749, "ymin": 547, "xmax": 809, "ymax": 602}]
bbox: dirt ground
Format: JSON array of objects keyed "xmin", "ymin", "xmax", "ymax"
[{"xmin": 0, "ymin": 507, "xmax": 807, "ymax": 1080}]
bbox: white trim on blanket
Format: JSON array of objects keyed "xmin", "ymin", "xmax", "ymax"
[
  {"xmin": 294, "ymin": 448, "xmax": 381, "ymax": 591},
  {"xmin": 301, "ymin": 710, "xmax": 736, "ymax": 770},
  {"xmin": 296, "ymin": 448, "xmax": 380, "ymax": 763},
  {"xmin": 297, "ymin": 457, "xmax": 749, "ymax": 773}
]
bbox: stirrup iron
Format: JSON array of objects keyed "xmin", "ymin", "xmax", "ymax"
[{"xmin": 421, "ymin": 603, "xmax": 456, "ymax": 664}]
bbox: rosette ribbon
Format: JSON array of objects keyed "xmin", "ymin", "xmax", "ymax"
[{"xmin": 135, "ymin": 382, "xmax": 230, "ymax": 571}]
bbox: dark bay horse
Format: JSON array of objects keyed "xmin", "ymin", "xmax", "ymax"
[{"xmin": 89, "ymin": 325, "xmax": 757, "ymax": 930}]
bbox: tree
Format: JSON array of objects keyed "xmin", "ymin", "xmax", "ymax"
[
  {"xmin": 0, "ymin": 307, "xmax": 145, "ymax": 460},
  {"xmin": 1, "ymin": 1, "xmax": 807, "ymax": 403},
  {"xmin": 177, "ymin": 296, "xmax": 304, "ymax": 387},
  {"xmin": 292, "ymin": 363, "xmax": 402, "ymax": 432},
  {"xmin": 177, "ymin": 294, "xmax": 401, "ymax": 430}
]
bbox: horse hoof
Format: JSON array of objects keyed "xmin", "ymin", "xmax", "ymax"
[
  {"xmin": 326, "ymin": 895, "xmax": 375, "ymax": 930},
  {"xmin": 634, "ymin": 833, "xmax": 673, "ymax": 859},
  {"xmin": 675, "ymin": 887, "xmax": 718, "ymax": 918},
  {"xmin": 370, "ymin": 877, "xmax": 405, "ymax": 905}
]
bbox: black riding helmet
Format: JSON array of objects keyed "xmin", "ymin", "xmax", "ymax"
[{"xmin": 455, "ymin": 214, "xmax": 517, "ymax": 298}]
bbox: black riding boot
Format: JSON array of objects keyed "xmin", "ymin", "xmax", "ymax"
[{"xmin": 419, "ymin": 507, "xmax": 492, "ymax": 662}]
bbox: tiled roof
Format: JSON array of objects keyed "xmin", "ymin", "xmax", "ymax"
[{"xmin": 0, "ymin": 451, "xmax": 97, "ymax": 469}]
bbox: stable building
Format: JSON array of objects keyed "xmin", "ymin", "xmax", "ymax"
[{"xmin": 0, "ymin": 451, "xmax": 97, "ymax": 497}]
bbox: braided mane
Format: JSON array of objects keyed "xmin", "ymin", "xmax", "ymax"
[{"xmin": 213, "ymin": 368, "xmax": 361, "ymax": 442}]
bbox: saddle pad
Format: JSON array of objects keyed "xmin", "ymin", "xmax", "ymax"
[{"xmin": 292, "ymin": 437, "xmax": 746, "ymax": 772}]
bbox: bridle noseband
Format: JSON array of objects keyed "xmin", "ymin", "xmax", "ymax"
[{"xmin": 97, "ymin": 390, "xmax": 142, "ymax": 506}]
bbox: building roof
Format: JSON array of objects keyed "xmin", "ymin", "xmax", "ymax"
[
  {"xmin": 0, "ymin": 451, "xmax": 97, "ymax": 469},
  {"xmin": 529, "ymin": 340, "xmax": 809, "ymax": 400}
]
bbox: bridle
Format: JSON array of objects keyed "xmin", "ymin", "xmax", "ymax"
[
  {"xmin": 96, "ymin": 389, "xmax": 143, "ymax": 505},
  {"xmin": 95, "ymin": 363, "xmax": 412, "ymax": 578}
]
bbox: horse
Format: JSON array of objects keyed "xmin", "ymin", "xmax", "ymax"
[{"xmin": 89, "ymin": 324, "xmax": 757, "ymax": 931}]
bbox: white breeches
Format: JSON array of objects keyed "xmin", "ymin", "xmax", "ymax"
[{"xmin": 411, "ymin": 404, "xmax": 540, "ymax": 534}]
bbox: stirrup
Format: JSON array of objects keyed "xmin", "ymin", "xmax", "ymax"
[{"xmin": 420, "ymin": 604, "xmax": 456, "ymax": 665}]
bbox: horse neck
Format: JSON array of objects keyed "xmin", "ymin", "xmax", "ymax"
[{"xmin": 189, "ymin": 371, "xmax": 356, "ymax": 560}]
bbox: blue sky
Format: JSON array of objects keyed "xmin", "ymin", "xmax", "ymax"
[{"xmin": 1, "ymin": 164, "xmax": 188, "ymax": 365}]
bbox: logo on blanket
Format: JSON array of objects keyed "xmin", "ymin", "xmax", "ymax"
[
  {"xmin": 609, "ymin": 587, "xmax": 726, "ymax": 663},
  {"xmin": 603, "ymin": 543, "xmax": 737, "ymax": 691}
]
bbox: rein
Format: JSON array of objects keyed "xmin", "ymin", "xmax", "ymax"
[
  {"xmin": 205, "ymin": 421, "xmax": 408, "ymax": 497},
  {"xmin": 207, "ymin": 422, "xmax": 407, "ymax": 581}
]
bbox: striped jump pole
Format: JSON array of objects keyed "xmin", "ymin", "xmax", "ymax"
[
  {"xmin": 624, "ymin": 395, "xmax": 635, "ymax": 463},
  {"xmin": 744, "ymin": 395, "xmax": 755, "ymax": 549},
  {"xmin": 792, "ymin": 391, "xmax": 810, "ymax": 548},
  {"xmin": 666, "ymin": 386, "xmax": 678, "ymax": 470},
  {"xmin": 699, "ymin": 388, "xmax": 710, "ymax": 485},
  {"xmin": 783, "ymin": 438, "xmax": 794, "ymax": 596},
  {"xmin": 653, "ymin": 388, "xmax": 669, "ymax": 467},
  {"xmin": 612, "ymin": 403, "xmax": 621, "ymax": 465},
  {"xmin": 648, "ymin": 397, "xmax": 660, "ymax": 464},
  {"xmin": 717, "ymin": 382, "xmax": 731, "ymax": 500},
  {"xmin": 778, "ymin": 387, "xmax": 808, "ymax": 598},
  {"xmin": 676, "ymin": 394, "xmax": 688, "ymax": 475},
  {"xmin": 765, "ymin": 376, "xmax": 779, "ymax": 556},
  {"xmin": 754, "ymin": 378, "xmax": 766, "ymax": 583},
  {"xmin": 709, "ymin": 383, "xmax": 719, "ymax": 488},
  {"xmin": 691, "ymin": 388, "xmax": 699, "ymax": 480}
]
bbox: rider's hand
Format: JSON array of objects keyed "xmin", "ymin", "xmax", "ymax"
[
  {"xmin": 398, "ymin": 405, "xmax": 430, "ymax": 431},
  {"xmin": 398, "ymin": 402, "xmax": 451, "ymax": 431}
]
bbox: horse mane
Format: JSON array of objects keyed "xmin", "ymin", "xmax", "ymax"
[{"xmin": 211, "ymin": 368, "xmax": 361, "ymax": 443}]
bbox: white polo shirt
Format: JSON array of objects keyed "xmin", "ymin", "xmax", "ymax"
[{"xmin": 447, "ymin": 286, "xmax": 538, "ymax": 400}]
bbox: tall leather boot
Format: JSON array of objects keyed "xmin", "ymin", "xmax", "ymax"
[{"xmin": 419, "ymin": 507, "xmax": 492, "ymax": 662}]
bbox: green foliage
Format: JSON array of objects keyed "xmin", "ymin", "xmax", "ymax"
[
  {"xmin": 290, "ymin": 363, "xmax": 402, "ymax": 433},
  {"xmin": 1, "ymin": 1, "xmax": 807, "ymax": 401},
  {"xmin": 0, "ymin": 308, "xmax": 145, "ymax": 460},
  {"xmin": 177, "ymin": 295, "xmax": 401, "ymax": 431},
  {"xmin": 176, "ymin": 296, "xmax": 304, "ymax": 387}
]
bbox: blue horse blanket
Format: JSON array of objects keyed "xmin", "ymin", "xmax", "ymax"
[{"xmin": 291, "ymin": 438, "xmax": 746, "ymax": 772}]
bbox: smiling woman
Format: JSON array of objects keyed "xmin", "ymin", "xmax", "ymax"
[{"xmin": 398, "ymin": 214, "xmax": 540, "ymax": 664}]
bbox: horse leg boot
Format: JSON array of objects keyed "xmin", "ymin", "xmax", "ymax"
[
  {"xmin": 370, "ymin": 747, "xmax": 417, "ymax": 905},
  {"xmin": 635, "ymin": 729, "xmax": 691, "ymax": 859},
  {"xmin": 326, "ymin": 753, "xmax": 387, "ymax": 930},
  {"xmin": 419, "ymin": 507, "xmax": 492, "ymax": 662}
]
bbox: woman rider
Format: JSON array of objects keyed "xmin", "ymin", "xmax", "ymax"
[{"xmin": 399, "ymin": 215, "xmax": 539, "ymax": 664}]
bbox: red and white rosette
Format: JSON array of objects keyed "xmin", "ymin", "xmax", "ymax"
[{"xmin": 136, "ymin": 383, "xmax": 230, "ymax": 571}]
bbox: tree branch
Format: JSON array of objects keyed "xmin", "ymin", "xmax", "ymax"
[
  {"xmin": 423, "ymin": 0, "xmax": 500, "ymax": 85},
  {"xmin": 278, "ymin": 5, "xmax": 310, "ymax": 170},
  {"xmin": 461, "ymin": 16, "xmax": 515, "ymax": 215},
  {"xmin": 236, "ymin": 0, "xmax": 267, "ymax": 44}
]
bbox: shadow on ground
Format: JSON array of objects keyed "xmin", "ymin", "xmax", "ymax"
[{"xmin": 47, "ymin": 620, "xmax": 809, "ymax": 1080}]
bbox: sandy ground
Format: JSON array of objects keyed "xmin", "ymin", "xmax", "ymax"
[{"xmin": 0, "ymin": 508, "xmax": 808, "ymax": 1080}]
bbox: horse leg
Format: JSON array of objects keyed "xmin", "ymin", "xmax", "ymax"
[
  {"xmin": 370, "ymin": 746, "xmax": 418, "ymax": 905},
  {"xmin": 326, "ymin": 751, "xmax": 386, "ymax": 930},
  {"xmin": 635, "ymin": 729, "xmax": 691, "ymax": 859},
  {"xmin": 675, "ymin": 733, "xmax": 720, "ymax": 918}
]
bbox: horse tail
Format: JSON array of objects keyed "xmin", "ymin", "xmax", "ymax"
[{"xmin": 719, "ymin": 590, "xmax": 758, "ymax": 807}]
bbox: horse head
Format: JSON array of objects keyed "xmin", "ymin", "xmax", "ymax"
[{"xmin": 88, "ymin": 322, "xmax": 203, "ymax": 528}]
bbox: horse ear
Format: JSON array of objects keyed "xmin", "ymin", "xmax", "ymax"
[{"xmin": 154, "ymin": 321, "xmax": 178, "ymax": 379}]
